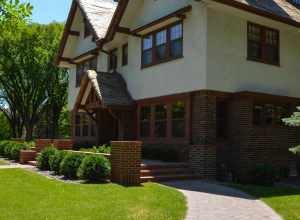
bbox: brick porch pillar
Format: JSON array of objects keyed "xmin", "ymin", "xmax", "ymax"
[
  {"xmin": 190, "ymin": 92, "xmax": 217, "ymax": 178},
  {"xmin": 110, "ymin": 141, "xmax": 142, "ymax": 186}
]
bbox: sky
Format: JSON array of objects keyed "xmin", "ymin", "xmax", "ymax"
[{"xmin": 24, "ymin": 0, "xmax": 73, "ymax": 24}]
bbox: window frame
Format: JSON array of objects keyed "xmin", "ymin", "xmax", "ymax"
[
  {"xmin": 108, "ymin": 48, "xmax": 118, "ymax": 71},
  {"xmin": 141, "ymin": 21, "xmax": 183, "ymax": 68},
  {"xmin": 122, "ymin": 43, "xmax": 128, "ymax": 66},
  {"xmin": 137, "ymin": 95, "xmax": 190, "ymax": 144},
  {"xmin": 247, "ymin": 22, "xmax": 280, "ymax": 66}
]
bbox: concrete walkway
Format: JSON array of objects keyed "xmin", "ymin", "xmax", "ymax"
[{"xmin": 164, "ymin": 180, "xmax": 282, "ymax": 220}]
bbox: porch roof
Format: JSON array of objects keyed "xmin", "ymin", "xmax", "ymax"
[{"xmin": 75, "ymin": 70, "xmax": 134, "ymax": 110}]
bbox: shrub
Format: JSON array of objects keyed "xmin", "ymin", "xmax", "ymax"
[
  {"xmin": 251, "ymin": 164, "xmax": 276, "ymax": 186},
  {"xmin": 77, "ymin": 155, "xmax": 111, "ymax": 182},
  {"xmin": 60, "ymin": 153, "xmax": 84, "ymax": 179},
  {"xmin": 49, "ymin": 150, "xmax": 67, "ymax": 174},
  {"xmin": 0, "ymin": 141, "xmax": 11, "ymax": 156},
  {"xmin": 79, "ymin": 145, "xmax": 111, "ymax": 154},
  {"xmin": 0, "ymin": 141, "xmax": 31, "ymax": 160},
  {"xmin": 37, "ymin": 146, "xmax": 57, "ymax": 170}
]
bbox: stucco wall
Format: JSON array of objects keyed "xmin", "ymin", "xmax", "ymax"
[
  {"xmin": 206, "ymin": 4, "xmax": 300, "ymax": 98},
  {"xmin": 106, "ymin": 0, "xmax": 207, "ymax": 100}
]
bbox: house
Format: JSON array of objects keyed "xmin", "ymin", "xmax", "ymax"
[{"xmin": 56, "ymin": 0, "xmax": 300, "ymax": 181}]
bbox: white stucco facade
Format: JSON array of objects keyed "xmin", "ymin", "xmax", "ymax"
[
  {"xmin": 65, "ymin": 0, "xmax": 300, "ymax": 111},
  {"xmin": 206, "ymin": 2, "xmax": 300, "ymax": 98}
]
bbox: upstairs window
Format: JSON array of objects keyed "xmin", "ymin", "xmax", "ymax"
[
  {"xmin": 247, "ymin": 22, "xmax": 279, "ymax": 65},
  {"xmin": 142, "ymin": 22, "xmax": 183, "ymax": 68},
  {"xmin": 122, "ymin": 44, "xmax": 128, "ymax": 66},
  {"xmin": 109, "ymin": 49, "xmax": 118, "ymax": 71},
  {"xmin": 76, "ymin": 57, "xmax": 97, "ymax": 87}
]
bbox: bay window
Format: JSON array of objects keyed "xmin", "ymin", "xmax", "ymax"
[
  {"xmin": 140, "ymin": 106, "xmax": 151, "ymax": 137},
  {"xmin": 155, "ymin": 105, "xmax": 167, "ymax": 137},
  {"xmin": 172, "ymin": 101, "xmax": 185, "ymax": 138}
]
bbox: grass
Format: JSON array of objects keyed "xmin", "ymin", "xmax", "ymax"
[
  {"xmin": 0, "ymin": 169, "xmax": 186, "ymax": 220},
  {"xmin": 230, "ymin": 184, "xmax": 300, "ymax": 220},
  {"xmin": 0, "ymin": 159, "xmax": 8, "ymax": 165}
]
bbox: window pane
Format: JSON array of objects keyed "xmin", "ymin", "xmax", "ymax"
[
  {"xmin": 156, "ymin": 30, "xmax": 167, "ymax": 46},
  {"xmin": 170, "ymin": 24, "xmax": 182, "ymax": 40},
  {"xmin": 140, "ymin": 106, "xmax": 151, "ymax": 137},
  {"xmin": 83, "ymin": 125, "xmax": 89, "ymax": 136},
  {"xmin": 265, "ymin": 45, "xmax": 279, "ymax": 64},
  {"xmin": 253, "ymin": 105, "xmax": 263, "ymax": 126},
  {"xmin": 155, "ymin": 105, "xmax": 167, "ymax": 137},
  {"xmin": 142, "ymin": 49, "xmax": 152, "ymax": 66},
  {"xmin": 156, "ymin": 44, "xmax": 167, "ymax": 61},
  {"xmin": 264, "ymin": 104, "xmax": 274, "ymax": 125},
  {"xmin": 172, "ymin": 120, "xmax": 185, "ymax": 138},
  {"xmin": 172, "ymin": 101, "xmax": 185, "ymax": 138},
  {"xmin": 171, "ymin": 39, "xmax": 183, "ymax": 58},
  {"xmin": 75, "ymin": 126, "xmax": 81, "ymax": 137},
  {"xmin": 75, "ymin": 115, "xmax": 81, "ymax": 124},
  {"xmin": 248, "ymin": 24, "xmax": 261, "ymax": 42},
  {"xmin": 248, "ymin": 41, "xmax": 261, "ymax": 60},
  {"xmin": 143, "ymin": 35, "xmax": 153, "ymax": 50}
]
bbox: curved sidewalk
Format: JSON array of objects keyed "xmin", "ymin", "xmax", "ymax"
[{"xmin": 164, "ymin": 180, "xmax": 282, "ymax": 220}]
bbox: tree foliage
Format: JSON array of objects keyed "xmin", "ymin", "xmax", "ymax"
[
  {"xmin": 283, "ymin": 107, "xmax": 300, "ymax": 127},
  {"xmin": 0, "ymin": 2, "xmax": 68, "ymax": 140}
]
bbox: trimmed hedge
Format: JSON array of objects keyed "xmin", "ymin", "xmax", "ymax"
[
  {"xmin": 49, "ymin": 150, "xmax": 67, "ymax": 174},
  {"xmin": 77, "ymin": 155, "xmax": 111, "ymax": 182},
  {"xmin": 0, "ymin": 141, "xmax": 33, "ymax": 161},
  {"xmin": 60, "ymin": 152, "xmax": 84, "ymax": 179},
  {"xmin": 79, "ymin": 145, "xmax": 111, "ymax": 154},
  {"xmin": 36, "ymin": 146, "xmax": 57, "ymax": 170}
]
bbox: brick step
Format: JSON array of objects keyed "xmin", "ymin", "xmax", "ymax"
[
  {"xmin": 141, "ymin": 163, "xmax": 189, "ymax": 170},
  {"xmin": 140, "ymin": 168, "xmax": 193, "ymax": 176},
  {"xmin": 27, "ymin": 160, "xmax": 37, "ymax": 166},
  {"xmin": 141, "ymin": 174, "xmax": 202, "ymax": 182}
]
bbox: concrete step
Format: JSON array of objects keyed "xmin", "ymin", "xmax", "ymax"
[
  {"xmin": 27, "ymin": 160, "xmax": 37, "ymax": 166},
  {"xmin": 140, "ymin": 168, "xmax": 193, "ymax": 176},
  {"xmin": 141, "ymin": 162, "xmax": 189, "ymax": 170},
  {"xmin": 141, "ymin": 174, "xmax": 202, "ymax": 182}
]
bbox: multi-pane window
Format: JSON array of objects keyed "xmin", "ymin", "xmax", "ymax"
[
  {"xmin": 142, "ymin": 22, "xmax": 183, "ymax": 67},
  {"xmin": 139, "ymin": 99, "xmax": 187, "ymax": 140},
  {"xmin": 155, "ymin": 105, "xmax": 167, "ymax": 137},
  {"xmin": 76, "ymin": 57, "xmax": 97, "ymax": 87},
  {"xmin": 122, "ymin": 44, "xmax": 128, "ymax": 66},
  {"xmin": 247, "ymin": 22, "xmax": 279, "ymax": 65},
  {"xmin": 109, "ymin": 49, "xmax": 118, "ymax": 71},
  {"xmin": 253, "ymin": 103, "xmax": 289, "ymax": 126},
  {"xmin": 140, "ymin": 106, "xmax": 151, "ymax": 137},
  {"xmin": 74, "ymin": 113, "xmax": 96, "ymax": 138},
  {"xmin": 172, "ymin": 101, "xmax": 185, "ymax": 138},
  {"xmin": 82, "ymin": 114, "xmax": 89, "ymax": 137}
]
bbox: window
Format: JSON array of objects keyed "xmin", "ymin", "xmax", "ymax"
[
  {"xmin": 82, "ymin": 115, "xmax": 89, "ymax": 137},
  {"xmin": 76, "ymin": 57, "xmax": 97, "ymax": 87},
  {"xmin": 122, "ymin": 44, "xmax": 128, "ymax": 66},
  {"xmin": 138, "ymin": 98, "xmax": 188, "ymax": 141},
  {"xmin": 140, "ymin": 106, "xmax": 151, "ymax": 137},
  {"xmin": 84, "ymin": 19, "xmax": 92, "ymax": 38},
  {"xmin": 155, "ymin": 105, "xmax": 167, "ymax": 137},
  {"xmin": 109, "ymin": 49, "xmax": 118, "ymax": 71},
  {"xmin": 142, "ymin": 22, "xmax": 183, "ymax": 67},
  {"xmin": 247, "ymin": 22, "xmax": 279, "ymax": 65},
  {"xmin": 75, "ymin": 115, "xmax": 81, "ymax": 137},
  {"xmin": 253, "ymin": 103, "xmax": 289, "ymax": 127},
  {"xmin": 172, "ymin": 101, "xmax": 185, "ymax": 138}
]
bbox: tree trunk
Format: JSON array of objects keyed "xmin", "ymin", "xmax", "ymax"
[{"xmin": 25, "ymin": 124, "xmax": 34, "ymax": 141}]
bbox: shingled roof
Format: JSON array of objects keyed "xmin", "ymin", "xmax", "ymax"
[
  {"xmin": 86, "ymin": 70, "xmax": 134, "ymax": 107},
  {"xmin": 215, "ymin": 0, "xmax": 300, "ymax": 27},
  {"xmin": 77, "ymin": 0, "xmax": 118, "ymax": 39}
]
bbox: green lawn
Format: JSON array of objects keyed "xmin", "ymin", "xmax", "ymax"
[
  {"xmin": 0, "ymin": 159, "xmax": 8, "ymax": 165},
  {"xmin": 231, "ymin": 184, "xmax": 300, "ymax": 220},
  {"xmin": 0, "ymin": 169, "xmax": 186, "ymax": 220}
]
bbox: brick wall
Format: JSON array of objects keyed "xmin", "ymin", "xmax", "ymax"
[
  {"xmin": 226, "ymin": 96, "xmax": 300, "ymax": 182},
  {"xmin": 190, "ymin": 92, "xmax": 217, "ymax": 178},
  {"xmin": 36, "ymin": 139, "xmax": 74, "ymax": 152},
  {"xmin": 110, "ymin": 141, "xmax": 142, "ymax": 185}
]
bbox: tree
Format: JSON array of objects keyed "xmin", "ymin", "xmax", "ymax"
[
  {"xmin": 0, "ymin": 22, "xmax": 68, "ymax": 140},
  {"xmin": 0, "ymin": 0, "xmax": 32, "ymax": 23},
  {"xmin": 0, "ymin": 112, "xmax": 11, "ymax": 140},
  {"xmin": 283, "ymin": 107, "xmax": 300, "ymax": 127}
]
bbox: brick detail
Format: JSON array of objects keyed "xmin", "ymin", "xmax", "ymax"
[
  {"xmin": 36, "ymin": 139, "xmax": 74, "ymax": 152},
  {"xmin": 190, "ymin": 145, "xmax": 216, "ymax": 178},
  {"xmin": 190, "ymin": 92, "xmax": 217, "ymax": 178},
  {"xmin": 20, "ymin": 150, "xmax": 37, "ymax": 164},
  {"xmin": 110, "ymin": 141, "xmax": 142, "ymax": 186}
]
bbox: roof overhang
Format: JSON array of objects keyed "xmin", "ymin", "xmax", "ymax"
[{"xmin": 211, "ymin": 0, "xmax": 300, "ymax": 29}]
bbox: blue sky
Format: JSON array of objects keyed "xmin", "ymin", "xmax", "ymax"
[{"xmin": 25, "ymin": 0, "xmax": 72, "ymax": 24}]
